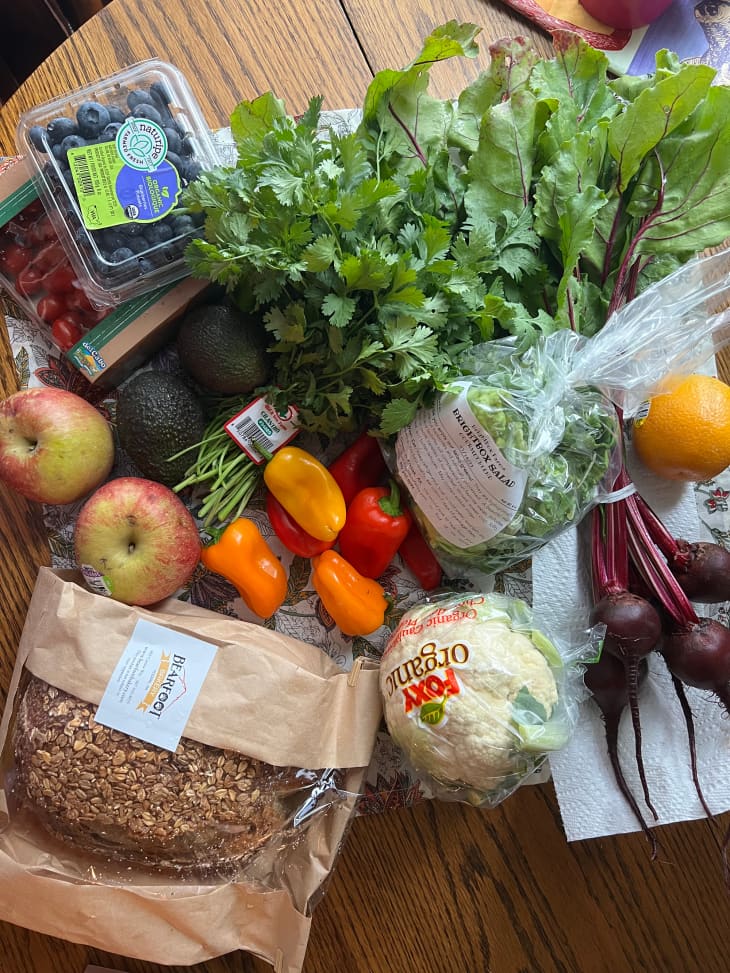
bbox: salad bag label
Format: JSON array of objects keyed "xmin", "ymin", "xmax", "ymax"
[
  {"xmin": 0, "ymin": 568, "xmax": 383, "ymax": 973},
  {"xmin": 395, "ymin": 383, "xmax": 527, "ymax": 547}
]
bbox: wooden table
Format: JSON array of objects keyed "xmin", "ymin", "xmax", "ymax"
[{"xmin": 1, "ymin": 2, "xmax": 729, "ymax": 972}]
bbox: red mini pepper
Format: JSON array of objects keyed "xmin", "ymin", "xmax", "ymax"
[
  {"xmin": 399, "ymin": 517, "xmax": 444, "ymax": 591},
  {"xmin": 328, "ymin": 430, "xmax": 388, "ymax": 507},
  {"xmin": 338, "ymin": 480, "xmax": 412, "ymax": 579},
  {"xmin": 266, "ymin": 491, "xmax": 335, "ymax": 558}
]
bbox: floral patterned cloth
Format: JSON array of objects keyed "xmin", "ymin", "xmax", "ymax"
[{"xmin": 2, "ymin": 297, "xmax": 535, "ymax": 815}]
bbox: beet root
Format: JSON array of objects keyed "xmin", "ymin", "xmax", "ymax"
[
  {"xmin": 590, "ymin": 592, "xmax": 662, "ymax": 819},
  {"xmin": 672, "ymin": 541, "xmax": 730, "ymax": 604},
  {"xmin": 584, "ymin": 653, "xmax": 657, "ymax": 858},
  {"xmin": 590, "ymin": 592, "xmax": 662, "ymax": 661},
  {"xmin": 661, "ymin": 617, "xmax": 730, "ymax": 716}
]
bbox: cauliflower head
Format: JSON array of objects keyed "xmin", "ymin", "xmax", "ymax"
[{"xmin": 380, "ymin": 594, "xmax": 566, "ymax": 800}]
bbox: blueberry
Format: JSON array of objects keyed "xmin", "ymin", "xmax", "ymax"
[
  {"xmin": 136, "ymin": 256, "xmax": 157, "ymax": 275},
  {"xmin": 132, "ymin": 104, "xmax": 163, "ymax": 125},
  {"xmin": 163, "ymin": 126, "xmax": 182, "ymax": 155},
  {"xmin": 101, "ymin": 122, "xmax": 122, "ymax": 142},
  {"xmin": 28, "ymin": 125, "xmax": 47, "ymax": 152},
  {"xmin": 109, "ymin": 247, "xmax": 135, "ymax": 263},
  {"xmin": 107, "ymin": 105, "xmax": 126, "ymax": 125},
  {"xmin": 149, "ymin": 80, "xmax": 172, "ymax": 106},
  {"xmin": 181, "ymin": 160, "xmax": 202, "ymax": 184},
  {"xmin": 51, "ymin": 143, "xmax": 65, "ymax": 161},
  {"xmin": 77, "ymin": 102, "xmax": 111, "ymax": 139},
  {"xmin": 127, "ymin": 90, "xmax": 153, "ymax": 112},
  {"xmin": 102, "ymin": 228, "xmax": 130, "ymax": 251},
  {"xmin": 119, "ymin": 221, "xmax": 145, "ymax": 238},
  {"xmin": 165, "ymin": 151, "xmax": 183, "ymax": 175},
  {"xmin": 124, "ymin": 234, "xmax": 150, "ymax": 254},
  {"xmin": 146, "ymin": 221, "xmax": 174, "ymax": 245},
  {"xmin": 169, "ymin": 214, "xmax": 195, "ymax": 235},
  {"xmin": 59, "ymin": 134, "xmax": 87, "ymax": 160},
  {"xmin": 179, "ymin": 134, "xmax": 194, "ymax": 157},
  {"xmin": 46, "ymin": 117, "xmax": 77, "ymax": 145}
]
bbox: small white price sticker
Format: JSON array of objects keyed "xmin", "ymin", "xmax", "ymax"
[{"xmin": 225, "ymin": 396, "xmax": 300, "ymax": 463}]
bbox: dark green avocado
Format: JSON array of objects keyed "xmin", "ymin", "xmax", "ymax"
[
  {"xmin": 116, "ymin": 370, "xmax": 206, "ymax": 488},
  {"xmin": 176, "ymin": 302, "xmax": 271, "ymax": 395}
]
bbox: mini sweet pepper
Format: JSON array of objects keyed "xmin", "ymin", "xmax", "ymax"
[
  {"xmin": 398, "ymin": 517, "xmax": 443, "ymax": 591},
  {"xmin": 338, "ymin": 480, "xmax": 412, "ymax": 579},
  {"xmin": 263, "ymin": 445, "xmax": 346, "ymax": 542},
  {"xmin": 266, "ymin": 491, "xmax": 335, "ymax": 558},
  {"xmin": 200, "ymin": 517, "xmax": 287, "ymax": 619},
  {"xmin": 311, "ymin": 549, "xmax": 389, "ymax": 636},
  {"xmin": 328, "ymin": 430, "xmax": 388, "ymax": 506}
]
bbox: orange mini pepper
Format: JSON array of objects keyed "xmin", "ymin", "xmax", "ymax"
[
  {"xmin": 311, "ymin": 549, "xmax": 388, "ymax": 636},
  {"xmin": 263, "ymin": 445, "xmax": 346, "ymax": 543},
  {"xmin": 200, "ymin": 517, "xmax": 287, "ymax": 619}
]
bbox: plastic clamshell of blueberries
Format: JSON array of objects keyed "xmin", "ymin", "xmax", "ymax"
[{"xmin": 15, "ymin": 59, "xmax": 220, "ymax": 306}]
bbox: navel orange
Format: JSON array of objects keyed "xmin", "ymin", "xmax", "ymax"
[{"xmin": 631, "ymin": 373, "xmax": 730, "ymax": 482}]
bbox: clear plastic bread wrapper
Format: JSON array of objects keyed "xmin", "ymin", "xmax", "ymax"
[
  {"xmin": 379, "ymin": 591, "xmax": 596, "ymax": 807},
  {"xmin": 390, "ymin": 246, "xmax": 730, "ymax": 583},
  {"xmin": 0, "ymin": 567, "xmax": 384, "ymax": 973}
]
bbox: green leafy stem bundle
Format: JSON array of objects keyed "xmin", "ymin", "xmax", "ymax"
[{"xmin": 182, "ymin": 22, "xmax": 730, "ymax": 439}]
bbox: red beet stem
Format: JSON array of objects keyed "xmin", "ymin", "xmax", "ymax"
[{"xmin": 633, "ymin": 492, "xmax": 681, "ymax": 561}]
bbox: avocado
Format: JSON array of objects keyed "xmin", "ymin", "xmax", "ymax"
[
  {"xmin": 176, "ymin": 302, "xmax": 271, "ymax": 395},
  {"xmin": 116, "ymin": 370, "xmax": 206, "ymax": 487}
]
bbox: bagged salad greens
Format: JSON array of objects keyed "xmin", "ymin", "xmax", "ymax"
[{"xmin": 391, "ymin": 246, "xmax": 730, "ymax": 580}]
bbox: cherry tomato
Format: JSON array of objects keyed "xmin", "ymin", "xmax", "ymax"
[
  {"xmin": 28, "ymin": 214, "xmax": 55, "ymax": 246},
  {"xmin": 16, "ymin": 265, "xmax": 44, "ymax": 297},
  {"xmin": 0, "ymin": 241, "xmax": 32, "ymax": 277},
  {"xmin": 32, "ymin": 241, "xmax": 65, "ymax": 272},
  {"xmin": 51, "ymin": 312, "xmax": 84, "ymax": 352},
  {"xmin": 43, "ymin": 263, "xmax": 77, "ymax": 294},
  {"xmin": 64, "ymin": 287, "xmax": 95, "ymax": 312},
  {"xmin": 36, "ymin": 295, "xmax": 67, "ymax": 323}
]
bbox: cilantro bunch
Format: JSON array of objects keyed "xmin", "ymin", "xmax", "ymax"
[{"xmin": 183, "ymin": 22, "xmax": 730, "ymax": 438}]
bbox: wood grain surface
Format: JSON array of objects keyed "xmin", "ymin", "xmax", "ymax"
[{"xmin": 0, "ymin": 2, "xmax": 729, "ymax": 972}]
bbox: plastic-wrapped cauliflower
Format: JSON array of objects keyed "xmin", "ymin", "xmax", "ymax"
[{"xmin": 380, "ymin": 592, "xmax": 586, "ymax": 806}]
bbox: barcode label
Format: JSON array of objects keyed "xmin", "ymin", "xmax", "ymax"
[
  {"xmin": 73, "ymin": 153, "xmax": 94, "ymax": 195},
  {"xmin": 230, "ymin": 416, "xmax": 275, "ymax": 458},
  {"xmin": 225, "ymin": 396, "xmax": 300, "ymax": 463}
]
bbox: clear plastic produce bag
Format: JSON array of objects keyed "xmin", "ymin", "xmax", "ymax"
[
  {"xmin": 379, "ymin": 592, "xmax": 596, "ymax": 808},
  {"xmin": 391, "ymin": 246, "xmax": 730, "ymax": 582}
]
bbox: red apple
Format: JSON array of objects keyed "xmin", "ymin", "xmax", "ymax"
[
  {"xmin": 0, "ymin": 387, "xmax": 114, "ymax": 504},
  {"xmin": 74, "ymin": 476, "xmax": 201, "ymax": 606}
]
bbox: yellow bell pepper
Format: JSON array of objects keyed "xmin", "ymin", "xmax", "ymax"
[
  {"xmin": 311, "ymin": 549, "xmax": 388, "ymax": 636},
  {"xmin": 263, "ymin": 446, "xmax": 346, "ymax": 542},
  {"xmin": 200, "ymin": 517, "xmax": 287, "ymax": 619}
]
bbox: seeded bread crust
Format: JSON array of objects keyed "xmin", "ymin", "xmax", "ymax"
[{"xmin": 12, "ymin": 676, "xmax": 292, "ymax": 871}]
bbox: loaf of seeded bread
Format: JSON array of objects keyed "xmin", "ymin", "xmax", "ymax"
[{"xmin": 12, "ymin": 676, "xmax": 295, "ymax": 871}]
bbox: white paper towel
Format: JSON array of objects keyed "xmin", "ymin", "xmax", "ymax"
[{"xmin": 533, "ymin": 451, "xmax": 730, "ymax": 842}]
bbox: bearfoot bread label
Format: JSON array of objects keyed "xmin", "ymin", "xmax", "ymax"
[{"xmin": 94, "ymin": 618, "xmax": 218, "ymax": 751}]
